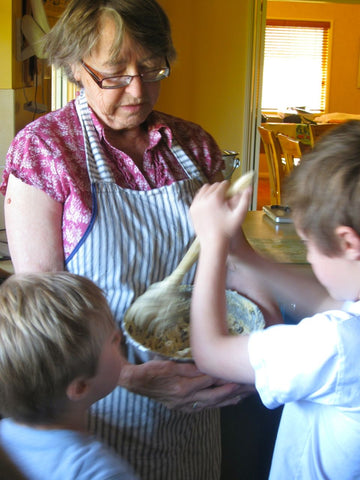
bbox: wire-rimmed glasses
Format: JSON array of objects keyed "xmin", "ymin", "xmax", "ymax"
[{"xmin": 81, "ymin": 59, "xmax": 170, "ymax": 89}]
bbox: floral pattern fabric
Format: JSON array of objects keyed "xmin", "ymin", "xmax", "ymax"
[{"xmin": 1, "ymin": 99, "xmax": 223, "ymax": 257}]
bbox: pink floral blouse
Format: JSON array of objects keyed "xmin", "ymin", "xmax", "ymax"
[{"xmin": 1, "ymin": 98, "xmax": 223, "ymax": 258}]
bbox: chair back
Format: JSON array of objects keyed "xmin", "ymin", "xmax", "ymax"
[
  {"xmin": 277, "ymin": 133, "xmax": 302, "ymax": 175},
  {"xmin": 309, "ymin": 124, "xmax": 336, "ymax": 146},
  {"xmin": 258, "ymin": 126, "xmax": 284, "ymax": 205}
]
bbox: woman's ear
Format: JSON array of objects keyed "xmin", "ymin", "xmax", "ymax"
[
  {"xmin": 335, "ymin": 226, "xmax": 360, "ymax": 260},
  {"xmin": 66, "ymin": 377, "xmax": 91, "ymax": 401},
  {"xmin": 71, "ymin": 63, "xmax": 82, "ymax": 83}
]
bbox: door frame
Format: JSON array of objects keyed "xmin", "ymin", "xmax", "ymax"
[
  {"xmin": 245, "ymin": 0, "xmax": 360, "ymax": 209},
  {"xmin": 241, "ymin": 0, "xmax": 266, "ymax": 210}
]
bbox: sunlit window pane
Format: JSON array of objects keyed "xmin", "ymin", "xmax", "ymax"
[{"xmin": 262, "ymin": 21, "xmax": 330, "ymax": 113}]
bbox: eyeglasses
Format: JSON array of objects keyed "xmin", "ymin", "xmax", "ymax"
[{"xmin": 81, "ymin": 59, "xmax": 170, "ymax": 89}]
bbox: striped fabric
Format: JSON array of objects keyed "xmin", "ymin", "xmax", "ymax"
[{"xmin": 66, "ymin": 91, "xmax": 221, "ymax": 479}]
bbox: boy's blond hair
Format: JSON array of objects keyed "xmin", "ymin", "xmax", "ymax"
[
  {"xmin": 0, "ymin": 272, "xmax": 115, "ymax": 424},
  {"xmin": 285, "ymin": 120, "xmax": 360, "ymax": 255}
]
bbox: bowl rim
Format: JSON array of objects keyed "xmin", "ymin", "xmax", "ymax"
[{"xmin": 123, "ymin": 287, "xmax": 265, "ymax": 362}]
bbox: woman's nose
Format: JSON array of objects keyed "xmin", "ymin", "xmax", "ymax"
[{"xmin": 123, "ymin": 75, "xmax": 144, "ymax": 97}]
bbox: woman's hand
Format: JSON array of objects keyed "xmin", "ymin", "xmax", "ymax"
[{"xmin": 118, "ymin": 359, "xmax": 255, "ymax": 413}]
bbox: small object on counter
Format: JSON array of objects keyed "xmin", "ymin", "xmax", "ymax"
[{"xmin": 263, "ymin": 205, "xmax": 293, "ymax": 224}]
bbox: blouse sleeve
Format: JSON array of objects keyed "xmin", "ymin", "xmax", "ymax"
[
  {"xmin": 2, "ymin": 128, "xmax": 66, "ymax": 202},
  {"xmin": 1, "ymin": 102, "xmax": 87, "ymax": 204}
]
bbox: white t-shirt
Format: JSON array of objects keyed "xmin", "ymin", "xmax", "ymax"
[
  {"xmin": 0, "ymin": 419, "xmax": 139, "ymax": 480},
  {"xmin": 248, "ymin": 300, "xmax": 360, "ymax": 479}
]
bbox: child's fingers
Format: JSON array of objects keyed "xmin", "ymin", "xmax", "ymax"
[
  {"xmin": 232, "ymin": 186, "xmax": 252, "ymax": 221},
  {"xmin": 194, "ymin": 181, "xmax": 230, "ymax": 201}
]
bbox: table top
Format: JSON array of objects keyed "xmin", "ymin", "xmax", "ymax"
[{"xmin": 243, "ymin": 210, "xmax": 308, "ymax": 264}]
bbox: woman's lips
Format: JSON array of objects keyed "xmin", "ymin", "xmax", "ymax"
[{"xmin": 121, "ymin": 103, "xmax": 143, "ymax": 112}]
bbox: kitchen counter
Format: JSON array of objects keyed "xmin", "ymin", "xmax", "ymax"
[{"xmin": 243, "ymin": 210, "xmax": 307, "ymax": 265}]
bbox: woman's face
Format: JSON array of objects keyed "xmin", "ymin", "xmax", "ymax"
[{"xmin": 73, "ymin": 16, "xmax": 163, "ymax": 132}]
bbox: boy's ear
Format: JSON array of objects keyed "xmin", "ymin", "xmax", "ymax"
[
  {"xmin": 335, "ymin": 226, "xmax": 360, "ymax": 260},
  {"xmin": 66, "ymin": 377, "xmax": 91, "ymax": 401}
]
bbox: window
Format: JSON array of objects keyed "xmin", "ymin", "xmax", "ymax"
[
  {"xmin": 51, "ymin": 66, "xmax": 78, "ymax": 110},
  {"xmin": 261, "ymin": 20, "xmax": 330, "ymax": 113}
]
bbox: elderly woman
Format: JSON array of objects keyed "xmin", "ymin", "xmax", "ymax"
[{"xmin": 1, "ymin": 0, "xmax": 276, "ymax": 478}]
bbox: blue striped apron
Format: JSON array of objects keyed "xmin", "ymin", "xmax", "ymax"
[{"xmin": 66, "ymin": 90, "xmax": 221, "ymax": 480}]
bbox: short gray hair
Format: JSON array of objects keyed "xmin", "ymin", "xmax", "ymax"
[{"xmin": 43, "ymin": 0, "xmax": 176, "ymax": 84}]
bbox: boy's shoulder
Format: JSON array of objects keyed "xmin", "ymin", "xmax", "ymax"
[
  {"xmin": 342, "ymin": 299, "xmax": 360, "ymax": 315},
  {"xmin": 0, "ymin": 419, "xmax": 138, "ymax": 479}
]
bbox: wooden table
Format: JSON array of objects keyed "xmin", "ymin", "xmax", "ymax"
[{"xmin": 243, "ymin": 210, "xmax": 308, "ymax": 265}]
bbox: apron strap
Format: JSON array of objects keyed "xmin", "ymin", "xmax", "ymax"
[
  {"xmin": 75, "ymin": 89, "xmax": 207, "ymax": 184},
  {"xmin": 75, "ymin": 90, "xmax": 115, "ymax": 183}
]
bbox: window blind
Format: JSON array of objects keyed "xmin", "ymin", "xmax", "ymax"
[{"xmin": 262, "ymin": 20, "xmax": 330, "ymax": 113}]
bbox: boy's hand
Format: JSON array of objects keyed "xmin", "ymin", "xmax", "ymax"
[{"xmin": 190, "ymin": 181, "xmax": 252, "ymax": 244}]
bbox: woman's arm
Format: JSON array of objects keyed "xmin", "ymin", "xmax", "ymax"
[
  {"xmin": 227, "ymin": 229, "xmax": 339, "ymax": 317},
  {"xmin": 5, "ymin": 174, "xmax": 65, "ymax": 272}
]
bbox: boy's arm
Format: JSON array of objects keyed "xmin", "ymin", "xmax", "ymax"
[
  {"xmin": 227, "ymin": 228, "xmax": 340, "ymax": 318},
  {"xmin": 191, "ymin": 235, "xmax": 255, "ymax": 383},
  {"xmin": 190, "ymin": 182, "xmax": 256, "ymax": 384}
]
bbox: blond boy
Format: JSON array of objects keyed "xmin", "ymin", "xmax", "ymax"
[{"xmin": 0, "ymin": 272, "xmax": 138, "ymax": 479}]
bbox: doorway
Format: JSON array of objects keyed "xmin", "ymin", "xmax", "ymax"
[{"xmin": 248, "ymin": 0, "xmax": 360, "ymax": 209}]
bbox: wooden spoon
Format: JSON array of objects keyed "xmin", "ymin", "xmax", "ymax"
[{"xmin": 124, "ymin": 171, "xmax": 255, "ymax": 334}]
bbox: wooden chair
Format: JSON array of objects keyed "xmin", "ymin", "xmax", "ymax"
[
  {"xmin": 258, "ymin": 126, "xmax": 285, "ymax": 205},
  {"xmin": 277, "ymin": 133, "xmax": 303, "ymax": 175},
  {"xmin": 309, "ymin": 123, "xmax": 337, "ymax": 147}
]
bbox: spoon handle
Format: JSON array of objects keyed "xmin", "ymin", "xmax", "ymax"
[{"xmin": 166, "ymin": 171, "xmax": 254, "ymax": 285}]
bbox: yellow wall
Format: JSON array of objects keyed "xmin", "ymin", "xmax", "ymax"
[
  {"xmin": 267, "ymin": 1, "xmax": 360, "ymax": 114},
  {"xmin": 156, "ymin": 0, "xmax": 254, "ymax": 154},
  {"xmin": 0, "ymin": 1, "xmax": 13, "ymax": 89},
  {"xmin": 0, "ymin": 0, "xmax": 26, "ymax": 89}
]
